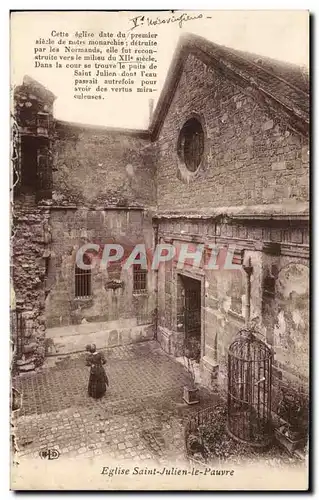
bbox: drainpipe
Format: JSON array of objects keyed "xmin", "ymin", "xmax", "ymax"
[
  {"xmin": 243, "ymin": 256, "xmax": 253, "ymax": 327},
  {"xmin": 153, "ymin": 219, "xmax": 159, "ymax": 340}
]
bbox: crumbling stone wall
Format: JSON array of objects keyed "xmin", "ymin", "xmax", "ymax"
[
  {"xmin": 13, "ymin": 76, "xmax": 55, "ymax": 201},
  {"xmin": 156, "ymin": 55, "xmax": 309, "ymax": 212},
  {"xmin": 12, "ymin": 76, "xmax": 159, "ymax": 361},
  {"xmin": 52, "ymin": 122, "xmax": 156, "ymax": 208},
  {"xmin": 12, "ymin": 201, "xmax": 51, "ymax": 370},
  {"xmin": 12, "ymin": 77, "xmax": 56, "ymax": 371}
]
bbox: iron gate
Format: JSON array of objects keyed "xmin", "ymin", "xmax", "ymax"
[
  {"xmin": 184, "ymin": 287, "xmax": 201, "ymax": 338},
  {"xmin": 183, "ymin": 278, "xmax": 201, "ymax": 361}
]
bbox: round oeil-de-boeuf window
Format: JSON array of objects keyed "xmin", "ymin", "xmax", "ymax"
[{"xmin": 178, "ymin": 117, "xmax": 205, "ymax": 172}]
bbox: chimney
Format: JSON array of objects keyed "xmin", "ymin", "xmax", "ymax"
[{"xmin": 148, "ymin": 99, "xmax": 154, "ymax": 126}]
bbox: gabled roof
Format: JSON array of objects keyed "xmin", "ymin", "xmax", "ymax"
[{"xmin": 150, "ymin": 33, "xmax": 309, "ymax": 140}]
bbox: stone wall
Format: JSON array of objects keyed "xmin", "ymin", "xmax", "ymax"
[
  {"xmin": 156, "ymin": 216, "xmax": 309, "ymax": 407},
  {"xmin": 52, "ymin": 122, "xmax": 156, "ymax": 208},
  {"xmin": 13, "ymin": 76, "xmax": 55, "ymax": 201},
  {"xmin": 12, "ymin": 77, "xmax": 56, "ymax": 370},
  {"xmin": 12, "ymin": 200, "xmax": 51, "ymax": 368},
  {"xmin": 45, "ymin": 120, "xmax": 158, "ymax": 346},
  {"xmin": 156, "ymin": 55, "xmax": 309, "ymax": 212},
  {"xmin": 152, "ymin": 51, "xmax": 309, "ymax": 414},
  {"xmin": 45, "ymin": 207, "xmax": 156, "ymax": 343},
  {"xmin": 13, "ymin": 78, "xmax": 158, "ymax": 358}
]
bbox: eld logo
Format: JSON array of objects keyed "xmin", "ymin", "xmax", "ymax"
[{"xmin": 39, "ymin": 449, "xmax": 60, "ymax": 460}]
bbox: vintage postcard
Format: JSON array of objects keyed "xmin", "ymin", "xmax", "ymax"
[{"xmin": 10, "ymin": 10, "xmax": 310, "ymax": 491}]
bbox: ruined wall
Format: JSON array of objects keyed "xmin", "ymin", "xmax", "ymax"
[
  {"xmin": 156, "ymin": 55, "xmax": 309, "ymax": 212},
  {"xmin": 52, "ymin": 122, "xmax": 156, "ymax": 208},
  {"xmin": 13, "ymin": 76, "xmax": 55, "ymax": 201},
  {"xmin": 12, "ymin": 77, "xmax": 56, "ymax": 371},
  {"xmin": 45, "ymin": 207, "xmax": 156, "ymax": 346},
  {"xmin": 12, "ymin": 201, "xmax": 51, "ymax": 369}
]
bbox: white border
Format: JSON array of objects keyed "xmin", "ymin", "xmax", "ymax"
[{"xmin": 2, "ymin": 2, "xmax": 315, "ymax": 498}]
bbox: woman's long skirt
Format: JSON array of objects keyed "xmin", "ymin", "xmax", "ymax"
[{"xmin": 88, "ymin": 365, "xmax": 108, "ymax": 399}]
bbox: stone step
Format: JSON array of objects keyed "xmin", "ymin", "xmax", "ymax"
[
  {"xmin": 47, "ymin": 318, "xmax": 139, "ymax": 338},
  {"xmin": 45, "ymin": 323, "xmax": 154, "ymax": 356}
]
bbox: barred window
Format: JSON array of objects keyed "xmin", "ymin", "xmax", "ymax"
[
  {"xmin": 178, "ymin": 118, "xmax": 204, "ymax": 172},
  {"xmin": 133, "ymin": 264, "xmax": 147, "ymax": 293},
  {"xmin": 75, "ymin": 254, "xmax": 92, "ymax": 298}
]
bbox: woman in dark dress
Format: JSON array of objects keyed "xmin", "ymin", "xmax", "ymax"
[{"xmin": 87, "ymin": 344, "xmax": 109, "ymax": 399}]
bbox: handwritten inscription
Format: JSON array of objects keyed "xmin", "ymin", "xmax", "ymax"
[{"xmin": 129, "ymin": 13, "xmax": 211, "ymax": 31}]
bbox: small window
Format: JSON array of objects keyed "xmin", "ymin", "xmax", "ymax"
[
  {"xmin": 75, "ymin": 254, "xmax": 92, "ymax": 298},
  {"xmin": 133, "ymin": 264, "xmax": 147, "ymax": 293},
  {"xmin": 178, "ymin": 117, "xmax": 204, "ymax": 172},
  {"xmin": 37, "ymin": 112, "xmax": 49, "ymax": 129},
  {"xmin": 20, "ymin": 136, "xmax": 38, "ymax": 192}
]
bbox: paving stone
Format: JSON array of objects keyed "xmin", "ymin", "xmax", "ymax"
[{"xmin": 13, "ymin": 341, "xmax": 216, "ymax": 463}]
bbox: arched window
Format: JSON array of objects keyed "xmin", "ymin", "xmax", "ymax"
[{"xmin": 75, "ymin": 253, "xmax": 92, "ymax": 298}]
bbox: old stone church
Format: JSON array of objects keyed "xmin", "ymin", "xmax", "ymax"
[{"xmin": 12, "ymin": 34, "xmax": 309, "ymax": 406}]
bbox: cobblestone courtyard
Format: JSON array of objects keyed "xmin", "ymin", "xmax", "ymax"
[{"xmin": 13, "ymin": 341, "xmax": 215, "ymax": 463}]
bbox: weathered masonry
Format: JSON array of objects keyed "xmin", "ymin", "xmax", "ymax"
[{"xmin": 12, "ymin": 34, "xmax": 309, "ymax": 409}]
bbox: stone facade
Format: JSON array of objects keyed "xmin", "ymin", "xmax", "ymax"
[
  {"xmin": 151, "ymin": 40, "xmax": 309, "ymax": 408},
  {"xmin": 155, "ymin": 54, "xmax": 309, "ymax": 211},
  {"xmin": 12, "ymin": 33, "xmax": 309, "ymax": 415},
  {"xmin": 155, "ymin": 217, "xmax": 309, "ymax": 408}
]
